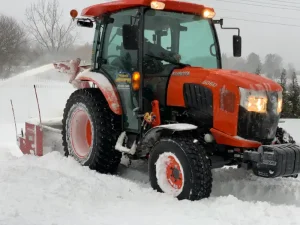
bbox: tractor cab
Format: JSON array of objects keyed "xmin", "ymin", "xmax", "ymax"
[{"xmin": 71, "ymin": 1, "xmax": 241, "ymax": 134}]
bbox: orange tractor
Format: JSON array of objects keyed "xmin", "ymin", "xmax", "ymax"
[{"xmin": 47, "ymin": 0, "xmax": 300, "ymax": 200}]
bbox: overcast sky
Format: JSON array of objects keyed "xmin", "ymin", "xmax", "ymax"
[{"xmin": 0, "ymin": 0, "xmax": 299, "ymax": 68}]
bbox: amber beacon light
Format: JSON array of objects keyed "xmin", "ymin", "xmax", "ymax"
[
  {"xmin": 202, "ymin": 8, "xmax": 216, "ymax": 18},
  {"xmin": 132, "ymin": 72, "xmax": 141, "ymax": 91},
  {"xmin": 70, "ymin": 9, "xmax": 78, "ymax": 19},
  {"xmin": 151, "ymin": 1, "xmax": 165, "ymax": 10}
]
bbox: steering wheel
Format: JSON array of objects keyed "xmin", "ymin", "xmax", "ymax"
[
  {"xmin": 107, "ymin": 55, "xmax": 122, "ymax": 67},
  {"xmin": 107, "ymin": 55, "xmax": 120, "ymax": 61}
]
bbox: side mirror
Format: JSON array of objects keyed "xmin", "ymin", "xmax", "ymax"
[
  {"xmin": 77, "ymin": 19, "xmax": 93, "ymax": 28},
  {"xmin": 122, "ymin": 24, "xmax": 138, "ymax": 50},
  {"xmin": 233, "ymin": 35, "xmax": 242, "ymax": 57}
]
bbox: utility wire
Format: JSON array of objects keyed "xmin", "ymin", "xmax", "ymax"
[
  {"xmin": 268, "ymin": 0, "xmax": 300, "ymax": 5},
  {"xmin": 228, "ymin": 0, "xmax": 300, "ymax": 8},
  {"xmin": 215, "ymin": 0, "xmax": 300, "ymax": 11},
  {"xmin": 217, "ymin": 8, "xmax": 300, "ymax": 20},
  {"xmin": 199, "ymin": 0, "xmax": 300, "ymax": 27},
  {"xmin": 223, "ymin": 16, "xmax": 300, "ymax": 27}
]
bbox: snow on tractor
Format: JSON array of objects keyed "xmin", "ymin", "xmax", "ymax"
[{"xmin": 16, "ymin": 0, "xmax": 300, "ymax": 201}]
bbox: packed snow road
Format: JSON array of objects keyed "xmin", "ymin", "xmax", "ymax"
[{"xmin": 1, "ymin": 65, "xmax": 300, "ymax": 225}]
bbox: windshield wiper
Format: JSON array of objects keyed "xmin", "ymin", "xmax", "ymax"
[{"xmin": 145, "ymin": 54, "xmax": 190, "ymax": 68}]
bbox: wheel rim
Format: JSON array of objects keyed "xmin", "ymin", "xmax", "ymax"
[
  {"xmin": 155, "ymin": 152, "xmax": 184, "ymax": 197},
  {"xmin": 69, "ymin": 108, "xmax": 93, "ymax": 158},
  {"xmin": 86, "ymin": 119, "xmax": 92, "ymax": 147},
  {"xmin": 166, "ymin": 156, "xmax": 183, "ymax": 189}
]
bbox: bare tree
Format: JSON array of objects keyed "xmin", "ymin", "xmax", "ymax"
[
  {"xmin": 0, "ymin": 14, "xmax": 28, "ymax": 78},
  {"xmin": 24, "ymin": 0, "xmax": 77, "ymax": 53}
]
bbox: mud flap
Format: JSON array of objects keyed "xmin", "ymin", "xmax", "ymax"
[{"xmin": 244, "ymin": 143, "xmax": 300, "ymax": 178}]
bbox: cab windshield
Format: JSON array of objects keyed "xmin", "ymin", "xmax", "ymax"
[{"xmin": 144, "ymin": 9, "xmax": 220, "ymax": 69}]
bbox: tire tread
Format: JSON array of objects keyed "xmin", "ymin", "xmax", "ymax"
[{"xmin": 62, "ymin": 88, "xmax": 122, "ymax": 174}]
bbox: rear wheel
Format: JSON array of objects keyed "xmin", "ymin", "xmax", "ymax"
[
  {"xmin": 62, "ymin": 88, "xmax": 122, "ymax": 174},
  {"xmin": 148, "ymin": 137, "xmax": 212, "ymax": 201}
]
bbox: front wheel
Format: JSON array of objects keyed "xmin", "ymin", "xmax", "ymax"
[{"xmin": 148, "ymin": 137, "xmax": 212, "ymax": 201}]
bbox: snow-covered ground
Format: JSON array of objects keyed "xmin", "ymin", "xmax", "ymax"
[{"xmin": 1, "ymin": 65, "xmax": 300, "ymax": 225}]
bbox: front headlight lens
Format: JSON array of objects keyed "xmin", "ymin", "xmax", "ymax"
[
  {"xmin": 277, "ymin": 91, "xmax": 282, "ymax": 113},
  {"xmin": 239, "ymin": 87, "xmax": 268, "ymax": 113},
  {"xmin": 247, "ymin": 95, "xmax": 268, "ymax": 113}
]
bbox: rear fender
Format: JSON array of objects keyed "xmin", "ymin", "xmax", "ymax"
[
  {"xmin": 137, "ymin": 123, "xmax": 198, "ymax": 157},
  {"xmin": 74, "ymin": 69, "xmax": 122, "ymax": 115}
]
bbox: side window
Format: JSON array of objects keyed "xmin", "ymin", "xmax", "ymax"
[
  {"xmin": 102, "ymin": 9, "xmax": 139, "ymax": 80},
  {"xmin": 107, "ymin": 27, "xmax": 122, "ymax": 61}
]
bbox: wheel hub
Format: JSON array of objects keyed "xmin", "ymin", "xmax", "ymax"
[
  {"xmin": 86, "ymin": 119, "xmax": 92, "ymax": 147},
  {"xmin": 166, "ymin": 156, "xmax": 183, "ymax": 189}
]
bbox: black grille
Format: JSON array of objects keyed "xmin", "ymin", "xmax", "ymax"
[
  {"xmin": 183, "ymin": 83, "xmax": 213, "ymax": 127},
  {"xmin": 237, "ymin": 91, "xmax": 280, "ymax": 144},
  {"xmin": 183, "ymin": 83, "xmax": 213, "ymax": 115}
]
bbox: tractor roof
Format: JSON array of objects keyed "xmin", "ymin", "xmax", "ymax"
[{"xmin": 81, "ymin": 0, "xmax": 213, "ymax": 18}]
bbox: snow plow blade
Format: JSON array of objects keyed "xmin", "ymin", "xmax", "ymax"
[
  {"xmin": 243, "ymin": 143, "xmax": 300, "ymax": 178},
  {"xmin": 17, "ymin": 119, "xmax": 64, "ymax": 157}
]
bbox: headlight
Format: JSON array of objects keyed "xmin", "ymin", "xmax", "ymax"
[
  {"xmin": 277, "ymin": 91, "xmax": 282, "ymax": 113},
  {"xmin": 239, "ymin": 87, "xmax": 268, "ymax": 113}
]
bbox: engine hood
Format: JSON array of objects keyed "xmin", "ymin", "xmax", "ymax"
[{"xmin": 208, "ymin": 68, "xmax": 282, "ymax": 92}]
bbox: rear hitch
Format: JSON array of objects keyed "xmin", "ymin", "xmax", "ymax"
[{"xmin": 243, "ymin": 143, "xmax": 300, "ymax": 178}]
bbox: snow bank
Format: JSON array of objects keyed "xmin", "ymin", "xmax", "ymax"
[
  {"xmin": 279, "ymin": 119, "xmax": 300, "ymax": 144},
  {"xmin": 0, "ymin": 150, "xmax": 300, "ymax": 225}
]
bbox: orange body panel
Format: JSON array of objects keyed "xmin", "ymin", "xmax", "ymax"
[
  {"xmin": 151, "ymin": 100, "xmax": 161, "ymax": 127},
  {"xmin": 210, "ymin": 128, "xmax": 261, "ymax": 148},
  {"xmin": 81, "ymin": 0, "xmax": 213, "ymax": 17},
  {"xmin": 167, "ymin": 67, "xmax": 282, "ymax": 147}
]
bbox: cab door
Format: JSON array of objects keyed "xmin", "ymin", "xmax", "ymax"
[{"xmin": 99, "ymin": 8, "xmax": 141, "ymax": 132}]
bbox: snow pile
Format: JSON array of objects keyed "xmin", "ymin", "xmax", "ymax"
[
  {"xmin": 1, "ymin": 149, "xmax": 300, "ymax": 225},
  {"xmin": 1, "ymin": 65, "xmax": 300, "ymax": 224},
  {"xmin": 279, "ymin": 119, "xmax": 300, "ymax": 143}
]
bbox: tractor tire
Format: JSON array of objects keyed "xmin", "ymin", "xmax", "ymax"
[
  {"xmin": 148, "ymin": 136, "xmax": 212, "ymax": 201},
  {"xmin": 275, "ymin": 126, "xmax": 298, "ymax": 178},
  {"xmin": 62, "ymin": 88, "xmax": 122, "ymax": 174}
]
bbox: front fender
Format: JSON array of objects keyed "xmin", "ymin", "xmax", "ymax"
[
  {"xmin": 74, "ymin": 69, "xmax": 122, "ymax": 115},
  {"xmin": 137, "ymin": 123, "xmax": 198, "ymax": 157}
]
